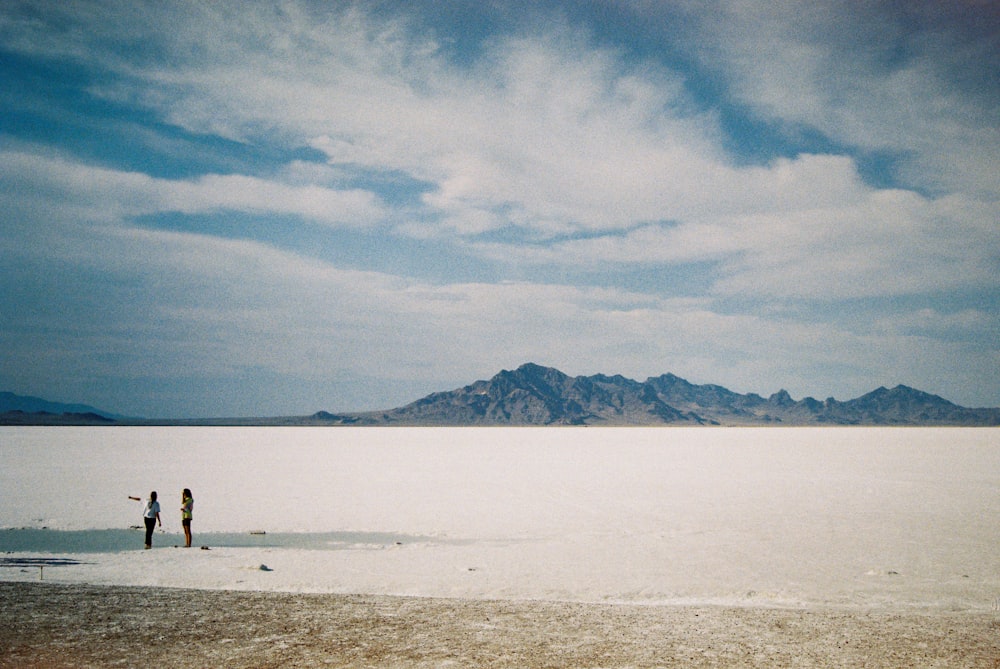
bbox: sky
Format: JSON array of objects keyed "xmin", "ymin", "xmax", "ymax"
[{"xmin": 1, "ymin": 0, "xmax": 998, "ymax": 418}]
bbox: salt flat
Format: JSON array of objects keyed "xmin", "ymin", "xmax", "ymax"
[{"xmin": 1, "ymin": 426, "xmax": 998, "ymax": 611}]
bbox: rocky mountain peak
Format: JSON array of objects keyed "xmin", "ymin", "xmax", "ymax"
[{"xmin": 362, "ymin": 365, "xmax": 999, "ymax": 426}]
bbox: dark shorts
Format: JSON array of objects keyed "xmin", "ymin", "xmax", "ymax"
[{"xmin": 182, "ymin": 518, "xmax": 191, "ymax": 527}]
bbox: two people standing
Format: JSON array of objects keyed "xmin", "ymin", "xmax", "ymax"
[{"xmin": 129, "ymin": 488, "xmax": 193, "ymax": 549}]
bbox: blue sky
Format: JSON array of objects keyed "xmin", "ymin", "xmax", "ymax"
[{"xmin": 1, "ymin": 1, "xmax": 998, "ymax": 418}]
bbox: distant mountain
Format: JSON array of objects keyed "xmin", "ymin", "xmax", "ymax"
[
  {"xmin": 0, "ymin": 392, "xmax": 119, "ymax": 425},
  {"xmin": 328, "ymin": 363, "xmax": 1000, "ymax": 426},
  {"xmin": 5, "ymin": 366, "xmax": 999, "ymax": 426}
]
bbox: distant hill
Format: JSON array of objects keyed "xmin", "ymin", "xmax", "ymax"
[
  {"xmin": 326, "ymin": 363, "xmax": 1000, "ymax": 426},
  {"xmin": 0, "ymin": 392, "xmax": 119, "ymax": 425}
]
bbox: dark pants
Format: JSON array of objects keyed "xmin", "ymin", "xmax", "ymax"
[{"xmin": 144, "ymin": 517, "xmax": 156, "ymax": 547}]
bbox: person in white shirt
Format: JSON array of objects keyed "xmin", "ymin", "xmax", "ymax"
[{"xmin": 129, "ymin": 491, "xmax": 161, "ymax": 549}]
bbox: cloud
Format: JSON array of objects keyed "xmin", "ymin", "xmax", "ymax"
[
  {"xmin": 0, "ymin": 149, "xmax": 386, "ymax": 228},
  {"xmin": 668, "ymin": 0, "xmax": 1000, "ymax": 197},
  {"xmin": 709, "ymin": 189, "xmax": 1000, "ymax": 299},
  {"xmin": 6, "ymin": 3, "xmax": 993, "ymax": 262},
  {"xmin": 6, "ymin": 3, "xmax": 722, "ymax": 234},
  {"xmin": 470, "ymin": 167, "xmax": 999, "ymax": 301},
  {"xmin": 2, "ymin": 200, "xmax": 939, "ymax": 403},
  {"xmin": 1, "ymin": 1, "xmax": 997, "ymax": 413},
  {"xmin": 0, "ymin": 142, "xmax": 941, "ymax": 406},
  {"xmin": 67, "ymin": 1, "xmax": 989, "ymax": 306},
  {"xmin": 3, "ymin": 167, "xmax": 992, "ymax": 413},
  {"xmin": 874, "ymin": 306, "xmax": 997, "ymax": 344}
]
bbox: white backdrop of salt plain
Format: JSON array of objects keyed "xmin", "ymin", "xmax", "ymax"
[{"xmin": 2, "ymin": 426, "xmax": 999, "ymax": 608}]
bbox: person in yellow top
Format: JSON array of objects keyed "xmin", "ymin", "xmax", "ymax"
[{"xmin": 181, "ymin": 488, "xmax": 194, "ymax": 548}]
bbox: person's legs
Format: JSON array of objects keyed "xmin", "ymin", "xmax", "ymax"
[
  {"xmin": 144, "ymin": 517, "xmax": 155, "ymax": 548},
  {"xmin": 182, "ymin": 519, "xmax": 192, "ymax": 547}
]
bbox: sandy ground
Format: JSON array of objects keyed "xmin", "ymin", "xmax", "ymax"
[{"xmin": 2, "ymin": 583, "xmax": 998, "ymax": 668}]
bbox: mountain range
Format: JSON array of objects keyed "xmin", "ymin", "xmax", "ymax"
[
  {"xmin": 3, "ymin": 364, "xmax": 999, "ymax": 426},
  {"xmin": 327, "ymin": 363, "xmax": 999, "ymax": 426}
]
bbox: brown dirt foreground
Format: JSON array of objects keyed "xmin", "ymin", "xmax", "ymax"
[{"xmin": 2, "ymin": 583, "xmax": 999, "ymax": 668}]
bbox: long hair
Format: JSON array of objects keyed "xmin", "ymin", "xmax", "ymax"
[{"xmin": 182, "ymin": 488, "xmax": 192, "ymax": 499}]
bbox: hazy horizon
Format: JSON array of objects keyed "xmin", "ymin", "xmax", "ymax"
[{"xmin": 5, "ymin": 364, "xmax": 1000, "ymax": 421}]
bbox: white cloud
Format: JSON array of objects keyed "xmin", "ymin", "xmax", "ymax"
[
  {"xmin": 469, "ymin": 171, "xmax": 999, "ymax": 301},
  {"xmin": 28, "ymin": 4, "xmax": 726, "ymax": 235},
  {"xmin": 68, "ymin": 2, "xmax": 988, "ymax": 303},
  {"xmin": 7, "ymin": 2, "xmax": 994, "ymax": 307},
  {"xmin": 0, "ymin": 149, "xmax": 386, "ymax": 228},
  {"xmin": 164, "ymin": 174, "xmax": 384, "ymax": 227},
  {"xmin": 3, "ymin": 147, "xmax": 993, "ymax": 408},
  {"xmin": 709, "ymin": 189, "xmax": 1000, "ymax": 299},
  {"xmin": 676, "ymin": 0, "xmax": 1000, "ymax": 197},
  {"xmin": 881, "ymin": 309, "xmax": 997, "ymax": 344},
  {"xmin": 1, "ymin": 1, "xmax": 997, "ymax": 411}
]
